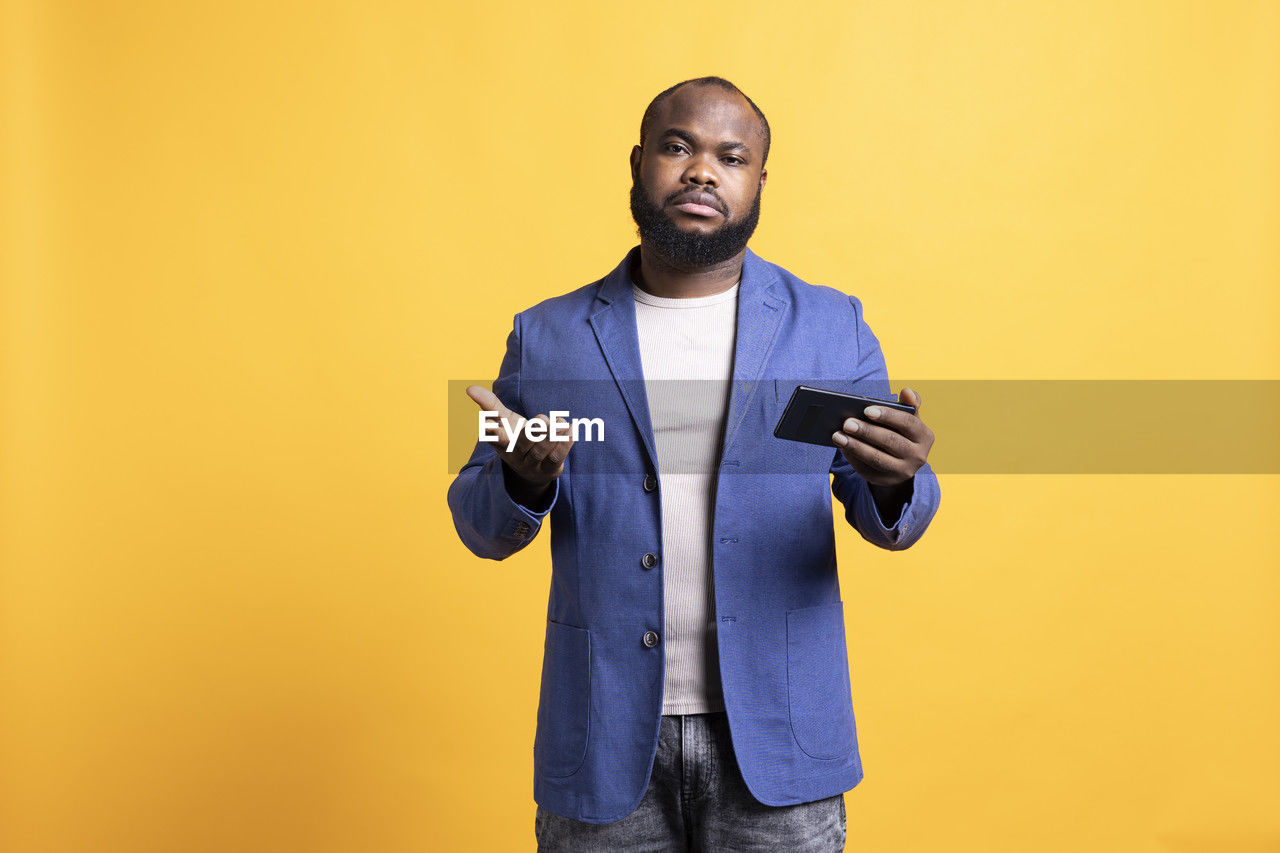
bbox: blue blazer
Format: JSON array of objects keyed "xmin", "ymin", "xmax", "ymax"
[{"xmin": 448, "ymin": 245, "xmax": 941, "ymax": 823}]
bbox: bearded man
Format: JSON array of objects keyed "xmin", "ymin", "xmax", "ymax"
[{"xmin": 448, "ymin": 76, "xmax": 941, "ymax": 852}]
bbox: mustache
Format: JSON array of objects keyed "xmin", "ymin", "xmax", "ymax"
[{"xmin": 667, "ymin": 188, "xmax": 726, "ymax": 214}]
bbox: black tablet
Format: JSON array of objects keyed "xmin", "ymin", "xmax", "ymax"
[{"xmin": 773, "ymin": 385, "xmax": 916, "ymax": 447}]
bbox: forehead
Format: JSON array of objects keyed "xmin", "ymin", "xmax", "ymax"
[{"xmin": 651, "ymin": 85, "xmax": 764, "ymax": 147}]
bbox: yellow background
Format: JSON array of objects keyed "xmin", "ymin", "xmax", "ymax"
[{"xmin": 3, "ymin": 1, "xmax": 1278, "ymax": 851}]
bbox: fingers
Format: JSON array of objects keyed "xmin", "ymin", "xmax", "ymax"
[
  {"xmin": 504, "ymin": 412, "xmax": 576, "ymax": 479},
  {"xmin": 833, "ymin": 391, "xmax": 933, "ymax": 480},
  {"xmin": 835, "ymin": 414, "xmax": 914, "ymax": 459},
  {"xmin": 857, "ymin": 400, "xmax": 927, "ymax": 441},
  {"xmin": 517, "ymin": 416, "xmax": 557, "ymax": 463},
  {"xmin": 529, "ymin": 441, "xmax": 573, "ymax": 476},
  {"xmin": 833, "ymin": 428, "xmax": 903, "ymax": 475},
  {"xmin": 468, "ymin": 382, "xmax": 576, "ymax": 486},
  {"xmin": 469, "ymin": 385, "xmax": 517, "ymax": 449},
  {"xmin": 543, "ymin": 418, "xmax": 576, "ymax": 466},
  {"xmin": 466, "ymin": 384, "xmax": 520, "ymax": 423},
  {"xmin": 465, "ymin": 384, "xmax": 498, "ymax": 409}
]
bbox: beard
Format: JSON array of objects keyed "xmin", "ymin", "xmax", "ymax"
[{"xmin": 629, "ymin": 177, "xmax": 762, "ymax": 267}]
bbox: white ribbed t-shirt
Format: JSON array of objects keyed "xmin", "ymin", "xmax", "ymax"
[{"xmin": 631, "ymin": 277, "xmax": 739, "ymax": 715}]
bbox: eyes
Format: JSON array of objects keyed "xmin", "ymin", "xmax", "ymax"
[{"xmin": 663, "ymin": 142, "xmax": 745, "ymax": 166}]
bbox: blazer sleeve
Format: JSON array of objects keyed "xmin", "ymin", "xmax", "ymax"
[
  {"xmin": 829, "ymin": 295, "xmax": 941, "ymax": 551},
  {"xmin": 447, "ymin": 313, "xmax": 560, "ymax": 560}
]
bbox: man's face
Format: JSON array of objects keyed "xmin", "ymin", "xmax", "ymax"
[{"xmin": 629, "ymin": 85, "xmax": 768, "ymax": 267}]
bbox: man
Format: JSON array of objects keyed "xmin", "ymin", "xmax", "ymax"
[{"xmin": 448, "ymin": 76, "xmax": 940, "ymax": 851}]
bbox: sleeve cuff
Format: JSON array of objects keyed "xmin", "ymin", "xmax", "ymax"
[
  {"xmin": 510, "ymin": 476, "xmax": 558, "ymax": 518},
  {"xmin": 871, "ymin": 492, "xmax": 909, "ymax": 533},
  {"xmin": 495, "ymin": 468, "xmax": 559, "ymax": 545},
  {"xmin": 856, "ymin": 479, "xmax": 914, "ymax": 543}
]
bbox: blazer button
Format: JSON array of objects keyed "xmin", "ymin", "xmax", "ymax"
[
  {"xmin": 643, "ymin": 474, "xmax": 658, "ymax": 493},
  {"xmin": 642, "ymin": 631, "xmax": 660, "ymax": 648},
  {"xmin": 641, "ymin": 552, "xmax": 658, "ymax": 570}
]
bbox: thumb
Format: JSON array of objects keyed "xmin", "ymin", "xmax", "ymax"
[
  {"xmin": 466, "ymin": 384, "xmax": 517, "ymax": 421},
  {"xmin": 898, "ymin": 386, "xmax": 921, "ymax": 413}
]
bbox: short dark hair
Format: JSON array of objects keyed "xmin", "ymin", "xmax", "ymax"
[{"xmin": 639, "ymin": 76, "xmax": 771, "ymax": 167}]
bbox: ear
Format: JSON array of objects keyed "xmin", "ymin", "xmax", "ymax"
[
  {"xmin": 630, "ymin": 145, "xmax": 642, "ymax": 181},
  {"xmin": 759, "ymin": 167, "xmax": 767, "ymax": 189}
]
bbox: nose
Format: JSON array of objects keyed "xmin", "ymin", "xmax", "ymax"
[{"xmin": 681, "ymin": 152, "xmax": 719, "ymax": 188}]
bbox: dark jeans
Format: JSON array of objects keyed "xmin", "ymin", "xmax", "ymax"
[{"xmin": 535, "ymin": 711, "xmax": 847, "ymax": 852}]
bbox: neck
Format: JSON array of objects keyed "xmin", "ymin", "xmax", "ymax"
[{"xmin": 632, "ymin": 244, "xmax": 745, "ymax": 299}]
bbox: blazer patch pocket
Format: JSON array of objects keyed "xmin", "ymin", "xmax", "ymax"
[
  {"xmin": 786, "ymin": 601, "xmax": 857, "ymax": 759},
  {"xmin": 534, "ymin": 619, "xmax": 591, "ymax": 778}
]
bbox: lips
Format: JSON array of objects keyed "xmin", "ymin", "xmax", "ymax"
[{"xmin": 670, "ymin": 191, "xmax": 724, "ymax": 218}]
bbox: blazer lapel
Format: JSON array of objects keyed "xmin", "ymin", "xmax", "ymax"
[
  {"xmin": 720, "ymin": 246, "xmax": 789, "ymax": 457},
  {"xmin": 589, "ymin": 246, "xmax": 659, "ymax": 471}
]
